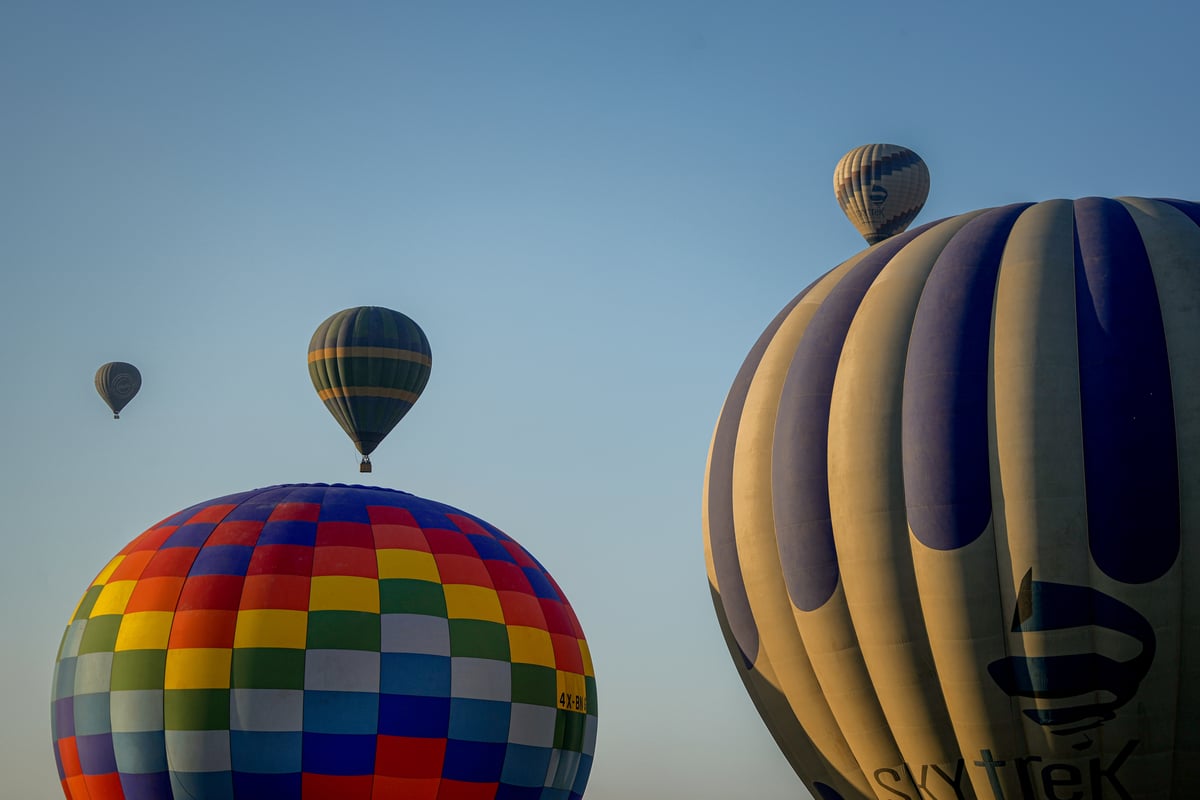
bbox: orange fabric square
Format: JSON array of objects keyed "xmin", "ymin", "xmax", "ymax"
[
  {"xmin": 109, "ymin": 550, "xmax": 155, "ymax": 582},
  {"xmin": 83, "ymin": 772, "xmax": 124, "ymax": 796},
  {"xmin": 57, "ymin": 737, "xmax": 81, "ymax": 776},
  {"xmin": 125, "ymin": 577, "xmax": 186, "ymax": 613},
  {"xmin": 239, "ymin": 574, "xmax": 311, "ymax": 611},
  {"xmin": 168, "ymin": 609, "xmax": 237, "ymax": 648},
  {"xmin": 313, "ymin": 545, "xmax": 379, "ymax": 578},
  {"xmin": 130, "ymin": 526, "xmax": 177, "ymax": 552},
  {"xmin": 375, "ymin": 735, "xmax": 445, "ymax": 778}
]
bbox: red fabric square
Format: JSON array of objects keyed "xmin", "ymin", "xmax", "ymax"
[
  {"xmin": 312, "ymin": 545, "xmax": 379, "ymax": 578},
  {"xmin": 500, "ymin": 541, "xmax": 537, "ymax": 568},
  {"xmin": 371, "ymin": 524, "xmax": 429, "ymax": 552},
  {"xmin": 139, "ymin": 548, "xmax": 200, "ymax": 579},
  {"xmin": 375, "ymin": 735, "xmax": 446, "ymax": 777},
  {"xmin": 57, "ymin": 737, "xmax": 81, "ymax": 776},
  {"xmin": 248, "ymin": 544, "xmax": 313, "ymax": 576},
  {"xmin": 109, "ymin": 550, "xmax": 155, "ymax": 582},
  {"xmin": 185, "ymin": 504, "xmax": 237, "ymax": 524},
  {"xmin": 366, "ymin": 505, "xmax": 419, "ymax": 526},
  {"xmin": 207, "ymin": 520, "xmax": 265, "ymax": 546},
  {"xmin": 302, "ymin": 773, "xmax": 373, "ymax": 800},
  {"xmin": 498, "ymin": 591, "xmax": 546, "ymax": 628},
  {"xmin": 424, "ymin": 528, "xmax": 474, "ymax": 556},
  {"xmin": 372, "ymin": 776, "xmax": 439, "ymax": 800},
  {"xmin": 176, "ymin": 575, "xmax": 244, "ymax": 611},
  {"xmin": 551, "ymin": 633, "xmax": 585, "ymax": 672},
  {"xmin": 316, "ymin": 521, "xmax": 375, "ymax": 548},
  {"xmin": 82, "ymin": 772, "xmax": 124, "ymax": 796},
  {"xmin": 239, "ymin": 574, "xmax": 310, "ymax": 611},
  {"xmin": 484, "ymin": 561, "xmax": 532, "ymax": 593},
  {"xmin": 269, "ymin": 502, "xmax": 321, "ymax": 522},
  {"xmin": 434, "ymin": 554, "xmax": 492, "ymax": 587},
  {"xmin": 538, "ymin": 599, "xmax": 574, "ymax": 635},
  {"xmin": 438, "ymin": 778, "xmax": 500, "ymax": 799},
  {"xmin": 445, "ymin": 513, "xmax": 489, "ymax": 536}
]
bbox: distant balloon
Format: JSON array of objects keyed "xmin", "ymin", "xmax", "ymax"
[
  {"xmin": 704, "ymin": 197, "xmax": 1200, "ymax": 798},
  {"xmin": 308, "ymin": 306, "xmax": 432, "ymax": 473},
  {"xmin": 833, "ymin": 143, "xmax": 930, "ymax": 244},
  {"xmin": 94, "ymin": 362, "xmax": 141, "ymax": 419}
]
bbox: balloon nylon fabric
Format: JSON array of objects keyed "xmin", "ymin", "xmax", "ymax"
[
  {"xmin": 51, "ymin": 483, "xmax": 596, "ymax": 800},
  {"xmin": 95, "ymin": 362, "xmax": 142, "ymax": 417},
  {"xmin": 703, "ymin": 197, "xmax": 1200, "ymax": 799},
  {"xmin": 833, "ymin": 144, "xmax": 931, "ymax": 245},
  {"xmin": 308, "ymin": 307, "xmax": 432, "ymax": 457}
]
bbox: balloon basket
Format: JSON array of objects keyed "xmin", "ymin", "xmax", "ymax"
[{"xmin": 359, "ymin": 458, "xmax": 372, "ymax": 474}]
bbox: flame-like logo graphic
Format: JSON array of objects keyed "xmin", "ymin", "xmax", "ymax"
[
  {"xmin": 987, "ymin": 569, "xmax": 1155, "ymax": 743},
  {"xmin": 868, "ymin": 184, "xmax": 888, "ymax": 206}
]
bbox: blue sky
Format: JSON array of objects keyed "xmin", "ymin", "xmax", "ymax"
[{"xmin": 4, "ymin": 3, "xmax": 1200, "ymax": 798}]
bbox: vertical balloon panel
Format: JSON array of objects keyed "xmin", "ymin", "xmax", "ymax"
[{"xmin": 704, "ymin": 197, "xmax": 1200, "ymax": 799}]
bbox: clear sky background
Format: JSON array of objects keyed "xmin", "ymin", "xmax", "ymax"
[{"xmin": 4, "ymin": 3, "xmax": 1200, "ymax": 799}]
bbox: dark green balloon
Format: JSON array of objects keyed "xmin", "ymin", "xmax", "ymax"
[{"xmin": 308, "ymin": 306, "xmax": 432, "ymax": 471}]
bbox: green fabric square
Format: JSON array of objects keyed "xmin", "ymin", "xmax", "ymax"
[
  {"xmin": 585, "ymin": 676, "xmax": 598, "ymax": 715},
  {"xmin": 77, "ymin": 616, "xmax": 122, "ymax": 655},
  {"xmin": 379, "ymin": 578, "xmax": 446, "ymax": 616},
  {"xmin": 556, "ymin": 705, "xmax": 586, "ymax": 751},
  {"xmin": 73, "ymin": 586, "xmax": 103, "ymax": 623},
  {"xmin": 231, "ymin": 648, "xmax": 306, "ymax": 690},
  {"xmin": 164, "ymin": 688, "xmax": 230, "ymax": 730},
  {"xmin": 306, "ymin": 611, "xmax": 380, "ymax": 651},
  {"xmin": 449, "ymin": 619, "xmax": 509, "ymax": 660},
  {"xmin": 510, "ymin": 663, "xmax": 556, "ymax": 707},
  {"xmin": 110, "ymin": 650, "xmax": 168, "ymax": 690}
]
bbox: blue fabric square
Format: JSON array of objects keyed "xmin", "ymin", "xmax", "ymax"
[
  {"xmin": 449, "ymin": 698, "xmax": 511, "ymax": 743},
  {"xmin": 496, "ymin": 784, "xmax": 546, "ymax": 800},
  {"xmin": 163, "ymin": 523, "xmax": 216, "ymax": 548},
  {"xmin": 76, "ymin": 731, "xmax": 118, "ymax": 774},
  {"xmin": 378, "ymin": 694, "xmax": 449, "ymax": 738},
  {"xmin": 501, "ymin": 743, "xmax": 553, "ymax": 787},
  {"xmin": 53, "ymin": 696, "xmax": 74, "ymax": 739},
  {"xmin": 169, "ymin": 770, "xmax": 235, "ymax": 799},
  {"xmin": 233, "ymin": 771, "xmax": 302, "ymax": 796},
  {"xmin": 303, "ymin": 690, "xmax": 379, "ymax": 735},
  {"xmin": 467, "ymin": 534, "xmax": 515, "ymax": 563},
  {"xmin": 381, "ymin": 653, "xmax": 450, "ymax": 696},
  {"xmin": 443, "ymin": 739, "xmax": 507, "ymax": 782},
  {"xmin": 113, "ymin": 731, "xmax": 168, "ymax": 774},
  {"xmin": 257, "ymin": 520, "xmax": 316, "ymax": 546},
  {"xmin": 118, "ymin": 771, "xmax": 174, "ymax": 800},
  {"xmin": 189, "ymin": 545, "xmax": 254, "ymax": 577},
  {"xmin": 301, "ymin": 732, "xmax": 376, "ymax": 775},
  {"xmin": 522, "ymin": 567, "xmax": 559, "ymax": 600},
  {"xmin": 229, "ymin": 730, "xmax": 302, "ymax": 773}
]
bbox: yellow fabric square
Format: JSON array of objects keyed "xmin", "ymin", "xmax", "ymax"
[
  {"xmin": 92, "ymin": 555, "xmax": 126, "ymax": 586},
  {"xmin": 233, "ymin": 609, "xmax": 307, "ymax": 649},
  {"xmin": 443, "ymin": 584, "xmax": 504, "ymax": 623},
  {"xmin": 376, "ymin": 549, "xmax": 440, "ymax": 582},
  {"xmin": 115, "ymin": 611, "xmax": 174, "ymax": 651},
  {"xmin": 309, "ymin": 576, "xmax": 379, "ymax": 613},
  {"xmin": 556, "ymin": 670, "xmax": 588, "ymax": 714},
  {"xmin": 508, "ymin": 625, "xmax": 555, "ymax": 667},
  {"xmin": 91, "ymin": 580, "xmax": 137, "ymax": 617},
  {"xmin": 165, "ymin": 648, "xmax": 232, "ymax": 689},
  {"xmin": 578, "ymin": 640, "xmax": 595, "ymax": 677}
]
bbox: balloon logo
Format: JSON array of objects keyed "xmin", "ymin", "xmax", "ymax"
[
  {"xmin": 704, "ymin": 197, "xmax": 1200, "ymax": 798},
  {"xmin": 95, "ymin": 362, "xmax": 142, "ymax": 419},
  {"xmin": 833, "ymin": 144, "xmax": 929, "ymax": 245},
  {"xmin": 308, "ymin": 307, "xmax": 432, "ymax": 473}
]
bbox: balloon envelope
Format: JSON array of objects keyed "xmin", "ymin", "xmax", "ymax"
[
  {"xmin": 833, "ymin": 144, "xmax": 930, "ymax": 245},
  {"xmin": 94, "ymin": 362, "xmax": 141, "ymax": 419},
  {"xmin": 704, "ymin": 197, "xmax": 1200, "ymax": 799},
  {"xmin": 51, "ymin": 483, "xmax": 597, "ymax": 799},
  {"xmin": 308, "ymin": 307, "xmax": 432, "ymax": 468}
]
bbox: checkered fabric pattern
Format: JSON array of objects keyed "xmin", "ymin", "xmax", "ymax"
[{"xmin": 51, "ymin": 484, "xmax": 597, "ymax": 800}]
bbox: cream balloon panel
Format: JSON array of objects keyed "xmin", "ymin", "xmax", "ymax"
[
  {"xmin": 703, "ymin": 198, "xmax": 1200, "ymax": 799},
  {"xmin": 833, "ymin": 145, "xmax": 931, "ymax": 245}
]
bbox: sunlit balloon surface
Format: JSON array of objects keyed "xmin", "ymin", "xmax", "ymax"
[
  {"xmin": 704, "ymin": 197, "xmax": 1200, "ymax": 799},
  {"xmin": 52, "ymin": 483, "xmax": 597, "ymax": 800},
  {"xmin": 833, "ymin": 144, "xmax": 930, "ymax": 245}
]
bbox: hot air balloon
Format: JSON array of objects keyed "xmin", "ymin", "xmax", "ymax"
[
  {"xmin": 833, "ymin": 144, "xmax": 930, "ymax": 245},
  {"xmin": 703, "ymin": 197, "xmax": 1200, "ymax": 799},
  {"xmin": 51, "ymin": 483, "xmax": 597, "ymax": 800},
  {"xmin": 308, "ymin": 307, "xmax": 432, "ymax": 473},
  {"xmin": 95, "ymin": 362, "xmax": 141, "ymax": 419}
]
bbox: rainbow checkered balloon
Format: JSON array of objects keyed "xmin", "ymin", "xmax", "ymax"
[{"xmin": 51, "ymin": 484, "xmax": 597, "ymax": 800}]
